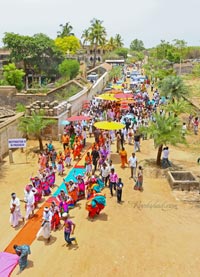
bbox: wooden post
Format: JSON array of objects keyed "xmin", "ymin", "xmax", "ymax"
[{"xmin": 9, "ymin": 150, "xmax": 14, "ymax": 164}]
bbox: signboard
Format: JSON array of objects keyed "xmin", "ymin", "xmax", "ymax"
[{"xmin": 8, "ymin": 138, "xmax": 26, "ymax": 149}]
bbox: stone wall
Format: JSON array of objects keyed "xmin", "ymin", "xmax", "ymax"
[
  {"xmin": 88, "ymin": 72, "xmax": 108, "ymax": 98},
  {"xmin": 0, "ymin": 80, "xmax": 84, "ymax": 108},
  {"xmin": 68, "ymin": 72, "xmax": 109, "ymax": 114},
  {"xmin": 0, "ymin": 113, "xmax": 24, "ymax": 160},
  {"xmin": 0, "ymin": 68, "xmax": 110, "ymax": 158}
]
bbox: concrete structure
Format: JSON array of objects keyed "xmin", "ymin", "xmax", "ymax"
[
  {"xmin": 0, "ymin": 63, "xmax": 112, "ymax": 158},
  {"xmin": 0, "ymin": 113, "xmax": 24, "ymax": 160},
  {"xmin": 167, "ymin": 171, "xmax": 199, "ymax": 191},
  {"xmin": 83, "ymin": 46, "xmax": 106, "ymax": 64},
  {"xmin": 0, "ymin": 49, "xmax": 10, "ymax": 69}
]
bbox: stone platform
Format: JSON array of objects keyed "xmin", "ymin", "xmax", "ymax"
[{"xmin": 167, "ymin": 171, "xmax": 199, "ymax": 191}]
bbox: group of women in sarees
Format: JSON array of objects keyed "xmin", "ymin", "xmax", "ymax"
[{"xmin": 29, "ymin": 165, "xmax": 56, "ymax": 208}]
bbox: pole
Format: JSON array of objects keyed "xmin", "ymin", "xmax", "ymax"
[{"xmin": 9, "ymin": 149, "xmax": 14, "ymax": 164}]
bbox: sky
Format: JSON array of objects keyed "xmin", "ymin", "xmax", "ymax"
[{"xmin": 1, "ymin": 0, "xmax": 200, "ymax": 48}]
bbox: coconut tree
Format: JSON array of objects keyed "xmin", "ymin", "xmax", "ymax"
[
  {"xmin": 140, "ymin": 113, "xmax": 186, "ymax": 166},
  {"xmin": 88, "ymin": 18, "xmax": 107, "ymax": 68},
  {"xmin": 18, "ymin": 111, "xmax": 55, "ymax": 151},
  {"xmin": 115, "ymin": 34, "xmax": 124, "ymax": 48},
  {"xmin": 104, "ymin": 37, "xmax": 117, "ymax": 52},
  {"xmin": 81, "ymin": 29, "xmax": 90, "ymax": 46},
  {"xmin": 159, "ymin": 75, "xmax": 188, "ymax": 100},
  {"xmin": 57, "ymin": 22, "xmax": 74, "ymax": 38}
]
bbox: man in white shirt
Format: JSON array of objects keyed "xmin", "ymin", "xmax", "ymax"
[
  {"xmin": 24, "ymin": 185, "xmax": 35, "ymax": 220},
  {"xmin": 128, "ymin": 152, "xmax": 138, "ymax": 180},
  {"xmin": 162, "ymin": 147, "xmax": 171, "ymax": 168},
  {"xmin": 36, "ymin": 207, "xmax": 52, "ymax": 242},
  {"xmin": 100, "ymin": 162, "xmax": 110, "ymax": 187},
  {"xmin": 10, "ymin": 193, "xmax": 24, "ymax": 228}
]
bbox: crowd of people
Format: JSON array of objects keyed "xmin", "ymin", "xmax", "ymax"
[{"xmin": 10, "ymin": 63, "xmax": 198, "ymax": 273}]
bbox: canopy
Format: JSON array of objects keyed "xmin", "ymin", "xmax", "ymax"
[
  {"xmin": 120, "ymin": 99, "xmax": 135, "ymax": 104},
  {"xmin": 106, "ymin": 89, "xmax": 123, "ymax": 94},
  {"xmin": 0, "ymin": 252, "xmax": 19, "ymax": 277},
  {"xmin": 115, "ymin": 93, "xmax": 133, "ymax": 99},
  {"xmin": 67, "ymin": 115, "xmax": 91, "ymax": 122},
  {"xmin": 60, "ymin": 120, "xmax": 70, "ymax": 125},
  {"xmin": 94, "ymin": 121, "xmax": 125, "ymax": 130},
  {"xmin": 95, "ymin": 94, "xmax": 118, "ymax": 101}
]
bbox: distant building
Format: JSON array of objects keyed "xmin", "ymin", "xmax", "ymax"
[
  {"xmin": 83, "ymin": 46, "xmax": 106, "ymax": 64},
  {"xmin": 0, "ymin": 49, "xmax": 10, "ymax": 69}
]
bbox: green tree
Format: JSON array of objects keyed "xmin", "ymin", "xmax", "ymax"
[
  {"xmin": 164, "ymin": 98, "xmax": 193, "ymax": 117},
  {"xmin": 58, "ymin": 59, "xmax": 80, "ymax": 80},
  {"xmin": 87, "ymin": 18, "xmax": 107, "ymax": 67},
  {"xmin": 3, "ymin": 63, "xmax": 25, "ymax": 90},
  {"xmin": 105, "ymin": 37, "xmax": 117, "ymax": 52},
  {"xmin": 140, "ymin": 113, "xmax": 186, "ymax": 165},
  {"xmin": 173, "ymin": 39, "xmax": 187, "ymax": 74},
  {"xmin": 18, "ymin": 111, "xmax": 55, "ymax": 151},
  {"xmin": 114, "ymin": 48, "xmax": 128, "ymax": 59},
  {"xmin": 3, "ymin": 32, "xmax": 64, "ymax": 80},
  {"xmin": 109, "ymin": 66, "xmax": 122, "ymax": 80},
  {"xmin": 159, "ymin": 75, "xmax": 188, "ymax": 100},
  {"xmin": 57, "ymin": 22, "xmax": 74, "ymax": 37},
  {"xmin": 130, "ymin": 39, "xmax": 145, "ymax": 52},
  {"xmin": 115, "ymin": 34, "xmax": 124, "ymax": 48},
  {"xmin": 152, "ymin": 40, "xmax": 172, "ymax": 60},
  {"xmin": 81, "ymin": 29, "xmax": 90, "ymax": 46},
  {"xmin": 29, "ymin": 33, "xmax": 64, "ymax": 77},
  {"xmin": 3, "ymin": 32, "xmax": 33, "ymax": 70}
]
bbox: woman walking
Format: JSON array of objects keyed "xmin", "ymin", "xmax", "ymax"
[{"xmin": 134, "ymin": 166, "xmax": 144, "ymax": 191}]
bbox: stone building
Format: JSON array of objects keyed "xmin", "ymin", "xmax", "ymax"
[{"xmin": 0, "ymin": 49, "xmax": 10, "ymax": 69}]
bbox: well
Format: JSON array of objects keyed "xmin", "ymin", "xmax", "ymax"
[{"xmin": 167, "ymin": 171, "xmax": 199, "ymax": 191}]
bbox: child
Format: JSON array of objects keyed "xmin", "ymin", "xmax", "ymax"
[
  {"xmin": 116, "ymin": 178, "xmax": 123, "ymax": 203},
  {"xmin": 64, "ymin": 147, "xmax": 72, "ymax": 167}
]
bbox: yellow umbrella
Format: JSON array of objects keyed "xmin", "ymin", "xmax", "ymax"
[
  {"xmin": 94, "ymin": 121, "xmax": 125, "ymax": 130},
  {"xmin": 96, "ymin": 93, "xmax": 118, "ymax": 101}
]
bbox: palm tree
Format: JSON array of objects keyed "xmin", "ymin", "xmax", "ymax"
[
  {"xmin": 88, "ymin": 18, "xmax": 107, "ymax": 68},
  {"xmin": 104, "ymin": 37, "xmax": 117, "ymax": 52},
  {"xmin": 159, "ymin": 75, "xmax": 188, "ymax": 100},
  {"xmin": 164, "ymin": 98, "xmax": 193, "ymax": 117},
  {"xmin": 81, "ymin": 29, "xmax": 90, "ymax": 46},
  {"xmin": 115, "ymin": 34, "xmax": 124, "ymax": 48},
  {"xmin": 140, "ymin": 113, "xmax": 186, "ymax": 166},
  {"xmin": 18, "ymin": 112, "xmax": 55, "ymax": 151},
  {"xmin": 57, "ymin": 22, "xmax": 74, "ymax": 38}
]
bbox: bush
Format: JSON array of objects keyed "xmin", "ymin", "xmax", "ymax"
[
  {"xmin": 58, "ymin": 59, "xmax": 80, "ymax": 80},
  {"xmin": 3, "ymin": 63, "xmax": 25, "ymax": 90}
]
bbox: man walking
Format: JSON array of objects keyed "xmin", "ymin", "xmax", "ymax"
[
  {"xmin": 134, "ymin": 132, "xmax": 141, "ymax": 152},
  {"xmin": 36, "ymin": 207, "xmax": 52, "ymax": 242},
  {"xmin": 10, "ymin": 193, "xmax": 24, "ymax": 228},
  {"xmin": 116, "ymin": 178, "xmax": 123, "ymax": 203},
  {"xmin": 128, "ymin": 152, "xmax": 138, "ymax": 180},
  {"xmin": 91, "ymin": 147, "xmax": 100, "ymax": 172},
  {"xmin": 62, "ymin": 213, "xmax": 78, "ymax": 246},
  {"xmin": 100, "ymin": 162, "xmax": 110, "ymax": 187},
  {"xmin": 24, "ymin": 185, "xmax": 35, "ymax": 220},
  {"xmin": 109, "ymin": 168, "xmax": 118, "ymax": 197}
]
